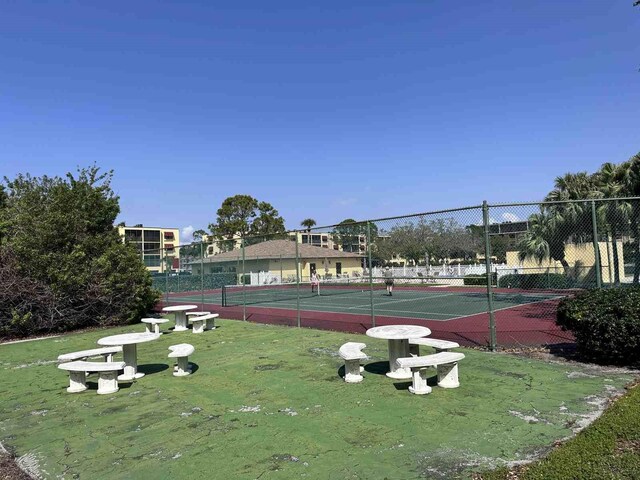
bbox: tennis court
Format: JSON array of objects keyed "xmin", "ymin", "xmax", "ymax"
[{"xmin": 162, "ymin": 283, "xmax": 571, "ymax": 346}]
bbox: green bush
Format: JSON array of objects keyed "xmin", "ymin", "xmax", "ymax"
[
  {"xmin": 0, "ymin": 168, "xmax": 159, "ymax": 338},
  {"xmin": 498, "ymin": 273, "xmax": 569, "ymax": 289},
  {"xmin": 463, "ymin": 273, "xmax": 497, "ymax": 286},
  {"xmin": 556, "ymin": 287, "xmax": 640, "ymax": 366}
]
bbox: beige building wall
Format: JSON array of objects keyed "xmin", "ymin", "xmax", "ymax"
[
  {"xmin": 506, "ymin": 241, "xmax": 624, "ymax": 283},
  {"xmin": 118, "ymin": 225, "xmax": 180, "ymax": 274},
  {"xmin": 191, "ymin": 256, "xmax": 363, "ymax": 284}
]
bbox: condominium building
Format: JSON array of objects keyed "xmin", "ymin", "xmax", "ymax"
[{"xmin": 117, "ymin": 225, "xmax": 180, "ymax": 274}]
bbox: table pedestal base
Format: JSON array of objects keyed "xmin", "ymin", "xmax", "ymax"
[{"xmin": 386, "ymin": 339, "xmax": 412, "ymax": 379}]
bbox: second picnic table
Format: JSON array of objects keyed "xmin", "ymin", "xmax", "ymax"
[
  {"xmin": 365, "ymin": 325, "xmax": 431, "ymax": 379},
  {"xmin": 162, "ymin": 305, "xmax": 198, "ymax": 331}
]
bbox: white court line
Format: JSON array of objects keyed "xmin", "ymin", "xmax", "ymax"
[{"xmin": 348, "ymin": 292, "xmax": 458, "ymax": 310}]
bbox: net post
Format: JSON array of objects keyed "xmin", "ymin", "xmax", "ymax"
[
  {"xmin": 367, "ymin": 221, "xmax": 375, "ymax": 328},
  {"xmin": 242, "ymin": 237, "xmax": 246, "ymax": 321},
  {"xmin": 295, "ymin": 236, "xmax": 301, "ymax": 328},
  {"xmin": 483, "ymin": 201, "xmax": 497, "ymax": 351},
  {"xmin": 591, "ymin": 200, "xmax": 602, "ymax": 288}
]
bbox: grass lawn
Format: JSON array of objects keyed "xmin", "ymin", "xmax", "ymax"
[{"xmin": 0, "ymin": 319, "xmax": 637, "ymax": 479}]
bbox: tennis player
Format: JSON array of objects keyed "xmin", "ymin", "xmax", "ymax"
[
  {"xmin": 383, "ymin": 266, "xmax": 394, "ymax": 296},
  {"xmin": 311, "ymin": 271, "xmax": 319, "ymax": 293}
]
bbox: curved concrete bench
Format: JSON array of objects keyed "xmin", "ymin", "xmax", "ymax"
[
  {"xmin": 396, "ymin": 352, "xmax": 465, "ymax": 395},
  {"xmin": 188, "ymin": 313, "xmax": 219, "ymax": 333},
  {"xmin": 58, "ymin": 361, "xmax": 126, "ymax": 394},
  {"xmin": 168, "ymin": 344, "xmax": 195, "ymax": 376},
  {"xmin": 408, "ymin": 338, "xmax": 460, "ymax": 356},
  {"xmin": 338, "ymin": 342, "xmax": 367, "ymax": 383},
  {"xmin": 141, "ymin": 317, "xmax": 170, "ymax": 334},
  {"xmin": 57, "ymin": 346, "xmax": 122, "ymax": 363}
]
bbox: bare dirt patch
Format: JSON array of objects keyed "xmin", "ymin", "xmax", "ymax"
[{"xmin": 0, "ymin": 453, "xmax": 32, "ymax": 480}]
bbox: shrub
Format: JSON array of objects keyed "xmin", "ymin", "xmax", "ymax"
[
  {"xmin": 556, "ymin": 287, "xmax": 640, "ymax": 366},
  {"xmin": 0, "ymin": 167, "xmax": 159, "ymax": 338},
  {"xmin": 463, "ymin": 273, "xmax": 496, "ymax": 286},
  {"xmin": 498, "ymin": 273, "xmax": 569, "ymax": 289}
]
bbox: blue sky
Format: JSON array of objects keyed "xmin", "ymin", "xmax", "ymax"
[{"xmin": 2, "ymin": 1, "xmax": 639, "ymax": 242}]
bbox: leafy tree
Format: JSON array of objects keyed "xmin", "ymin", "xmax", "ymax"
[
  {"xmin": 0, "ymin": 166, "xmax": 158, "ymax": 337},
  {"xmin": 490, "ymin": 236, "xmax": 508, "ymax": 263},
  {"xmin": 331, "ymin": 219, "xmax": 376, "ymax": 253},
  {"xmin": 300, "ymin": 218, "xmax": 317, "ymax": 232},
  {"xmin": 209, "ymin": 195, "xmax": 286, "ymax": 247},
  {"xmin": 382, "ymin": 218, "xmax": 480, "ymax": 266}
]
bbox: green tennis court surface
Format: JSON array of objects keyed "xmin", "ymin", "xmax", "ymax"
[{"xmin": 168, "ymin": 287, "xmax": 564, "ymax": 321}]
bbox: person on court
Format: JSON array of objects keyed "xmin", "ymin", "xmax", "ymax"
[
  {"xmin": 383, "ymin": 266, "xmax": 394, "ymax": 296},
  {"xmin": 311, "ymin": 271, "xmax": 320, "ymax": 293}
]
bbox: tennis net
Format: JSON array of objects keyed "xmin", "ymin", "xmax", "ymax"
[{"xmin": 222, "ymin": 280, "xmax": 381, "ymax": 307}]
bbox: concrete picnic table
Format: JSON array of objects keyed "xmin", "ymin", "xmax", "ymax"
[
  {"xmin": 365, "ymin": 325, "xmax": 431, "ymax": 379},
  {"xmin": 162, "ymin": 305, "xmax": 198, "ymax": 331},
  {"xmin": 97, "ymin": 332, "xmax": 160, "ymax": 381}
]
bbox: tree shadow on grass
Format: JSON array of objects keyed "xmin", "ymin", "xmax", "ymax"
[{"xmin": 137, "ymin": 363, "xmax": 170, "ymax": 376}]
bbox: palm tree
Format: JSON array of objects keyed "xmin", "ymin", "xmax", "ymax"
[
  {"xmin": 518, "ymin": 172, "xmax": 599, "ymax": 279},
  {"xmin": 517, "ymin": 211, "xmax": 571, "ymax": 273},
  {"xmin": 593, "ymin": 162, "xmax": 633, "ymax": 284},
  {"xmin": 300, "ymin": 218, "xmax": 316, "ymax": 232},
  {"xmin": 610, "ymin": 153, "xmax": 640, "ymax": 283}
]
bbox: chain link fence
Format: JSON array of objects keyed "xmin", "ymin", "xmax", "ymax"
[{"xmin": 146, "ymin": 197, "xmax": 640, "ymax": 349}]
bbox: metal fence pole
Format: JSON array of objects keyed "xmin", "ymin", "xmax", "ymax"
[
  {"xmin": 200, "ymin": 242, "xmax": 204, "ymax": 309},
  {"xmin": 164, "ymin": 250, "xmax": 169, "ymax": 305},
  {"xmin": 295, "ymin": 237, "xmax": 301, "ymax": 328},
  {"xmin": 591, "ymin": 200, "xmax": 602, "ymax": 288},
  {"xmin": 367, "ymin": 222, "xmax": 375, "ymax": 328},
  {"xmin": 483, "ymin": 201, "xmax": 497, "ymax": 351},
  {"xmin": 242, "ymin": 238, "xmax": 246, "ymax": 321}
]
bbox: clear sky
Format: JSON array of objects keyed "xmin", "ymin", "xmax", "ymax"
[{"xmin": 2, "ymin": 1, "xmax": 639, "ymax": 242}]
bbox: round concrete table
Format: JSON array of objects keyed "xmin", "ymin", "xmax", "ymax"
[
  {"xmin": 97, "ymin": 332, "xmax": 160, "ymax": 381},
  {"xmin": 366, "ymin": 325, "xmax": 431, "ymax": 379},
  {"xmin": 162, "ymin": 305, "xmax": 198, "ymax": 331}
]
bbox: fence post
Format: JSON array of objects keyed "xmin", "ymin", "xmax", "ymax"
[
  {"xmin": 200, "ymin": 242, "xmax": 204, "ymax": 309},
  {"xmin": 164, "ymin": 250, "xmax": 169, "ymax": 305},
  {"xmin": 367, "ymin": 222, "xmax": 375, "ymax": 328},
  {"xmin": 482, "ymin": 201, "xmax": 497, "ymax": 351},
  {"xmin": 591, "ymin": 200, "xmax": 602, "ymax": 288},
  {"xmin": 241, "ymin": 238, "xmax": 246, "ymax": 321},
  {"xmin": 295, "ymin": 236, "xmax": 301, "ymax": 328}
]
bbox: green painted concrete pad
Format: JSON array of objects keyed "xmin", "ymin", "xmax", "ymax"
[{"xmin": 0, "ymin": 320, "xmax": 635, "ymax": 479}]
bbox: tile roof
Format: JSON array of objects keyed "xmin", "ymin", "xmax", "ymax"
[{"xmin": 201, "ymin": 239, "xmax": 363, "ymax": 263}]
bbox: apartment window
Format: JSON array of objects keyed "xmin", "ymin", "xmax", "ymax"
[
  {"xmin": 311, "ymin": 235, "xmax": 321, "ymax": 245},
  {"xmin": 144, "ymin": 242, "xmax": 161, "ymax": 253},
  {"xmin": 301, "ymin": 234, "xmax": 309, "ymax": 244},
  {"xmin": 145, "ymin": 230, "xmax": 161, "ymax": 242},
  {"xmin": 208, "ymin": 246, "xmax": 214, "ymax": 255},
  {"xmin": 124, "ymin": 229, "xmax": 142, "ymax": 242},
  {"xmin": 322, "ymin": 236, "xmax": 328, "ymax": 242},
  {"xmin": 164, "ymin": 231, "xmax": 174, "ymax": 240},
  {"xmin": 144, "ymin": 255, "xmax": 161, "ymax": 267}
]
